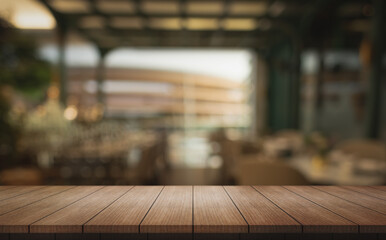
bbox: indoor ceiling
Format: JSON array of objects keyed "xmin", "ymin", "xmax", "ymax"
[{"xmin": 32, "ymin": 0, "xmax": 373, "ymax": 50}]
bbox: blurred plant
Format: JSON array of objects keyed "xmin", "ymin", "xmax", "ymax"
[{"xmin": 0, "ymin": 19, "xmax": 51, "ymax": 167}]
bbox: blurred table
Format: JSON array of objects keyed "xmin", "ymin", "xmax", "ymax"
[{"xmin": 289, "ymin": 155, "xmax": 386, "ymax": 185}]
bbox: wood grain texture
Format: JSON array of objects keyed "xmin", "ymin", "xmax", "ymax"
[
  {"xmin": 141, "ymin": 186, "xmax": 192, "ymax": 233},
  {"xmin": 253, "ymin": 186, "xmax": 357, "ymax": 233},
  {"xmin": 342, "ymin": 186, "xmax": 386, "ymax": 200},
  {"xmin": 0, "ymin": 186, "xmax": 44, "ymax": 201},
  {"xmin": 0, "ymin": 186, "xmax": 16, "ymax": 192},
  {"xmin": 84, "ymin": 186, "xmax": 163, "ymax": 233},
  {"xmin": 0, "ymin": 186, "xmax": 102, "ymax": 233},
  {"xmin": 224, "ymin": 186, "xmax": 301, "ymax": 233},
  {"xmin": 370, "ymin": 186, "xmax": 386, "ymax": 192},
  {"xmin": 31, "ymin": 186, "xmax": 133, "ymax": 233},
  {"xmin": 285, "ymin": 186, "xmax": 386, "ymax": 233},
  {"xmin": 0, "ymin": 186, "xmax": 385, "ymax": 235},
  {"xmin": 0, "ymin": 186, "xmax": 73, "ymax": 216},
  {"xmin": 314, "ymin": 186, "xmax": 386, "ymax": 215},
  {"xmin": 194, "ymin": 186, "xmax": 248, "ymax": 233}
]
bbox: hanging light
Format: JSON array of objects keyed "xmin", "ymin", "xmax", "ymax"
[{"xmin": 63, "ymin": 105, "xmax": 78, "ymax": 121}]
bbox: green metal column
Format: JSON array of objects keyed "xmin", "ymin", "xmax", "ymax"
[
  {"xmin": 57, "ymin": 24, "xmax": 68, "ymax": 105},
  {"xmin": 290, "ymin": 36, "xmax": 301, "ymax": 130},
  {"xmin": 315, "ymin": 48, "xmax": 325, "ymax": 131},
  {"xmin": 267, "ymin": 41, "xmax": 293, "ymax": 132},
  {"xmin": 96, "ymin": 48, "xmax": 109, "ymax": 105},
  {"xmin": 365, "ymin": 0, "xmax": 385, "ymax": 139}
]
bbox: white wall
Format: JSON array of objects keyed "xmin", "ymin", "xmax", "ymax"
[{"xmin": 38, "ymin": 44, "xmax": 253, "ymax": 83}]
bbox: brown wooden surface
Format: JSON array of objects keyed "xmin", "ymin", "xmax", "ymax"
[
  {"xmin": 285, "ymin": 186, "xmax": 386, "ymax": 233},
  {"xmin": 224, "ymin": 186, "xmax": 301, "ymax": 233},
  {"xmin": 0, "ymin": 186, "xmax": 73, "ymax": 215},
  {"xmin": 342, "ymin": 186, "xmax": 386, "ymax": 200},
  {"xmin": 141, "ymin": 186, "xmax": 192, "ymax": 233},
  {"xmin": 0, "ymin": 186, "xmax": 44, "ymax": 201},
  {"xmin": 0, "ymin": 186, "xmax": 385, "ymax": 235},
  {"xmin": 371, "ymin": 186, "xmax": 386, "ymax": 192},
  {"xmin": 0, "ymin": 186, "xmax": 102, "ymax": 233},
  {"xmin": 253, "ymin": 186, "xmax": 357, "ymax": 233},
  {"xmin": 314, "ymin": 186, "xmax": 386, "ymax": 215},
  {"xmin": 0, "ymin": 186, "xmax": 16, "ymax": 192},
  {"xmin": 31, "ymin": 186, "xmax": 133, "ymax": 233},
  {"xmin": 194, "ymin": 186, "xmax": 248, "ymax": 233},
  {"xmin": 84, "ymin": 186, "xmax": 163, "ymax": 233}
]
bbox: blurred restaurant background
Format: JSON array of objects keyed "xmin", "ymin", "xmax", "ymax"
[{"xmin": 0, "ymin": 0, "xmax": 385, "ymax": 186}]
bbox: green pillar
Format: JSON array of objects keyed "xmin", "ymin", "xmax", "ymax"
[
  {"xmin": 267, "ymin": 41, "xmax": 293, "ymax": 132},
  {"xmin": 365, "ymin": 0, "xmax": 385, "ymax": 139},
  {"xmin": 96, "ymin": 48, "xmax": 109, "ymax": 105},
  {"xmin": 290, "ymin": 36, "xmax": 301, "ymax": 129},
  {"xmin": 57, "ymin": 25, "xmax": 68, "ymax": 105},
  {"xmin": 315, "ymin": 48, "xmax": 325, "ymax": 131}
]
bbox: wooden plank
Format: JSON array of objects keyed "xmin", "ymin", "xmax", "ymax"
[
  {"xmin": 285, "ymin": 186, "xmax": 386, "ymax": 233},
  {"xmin": 0, "ymin": 186, "xmax": 44, "ymax": 201},
  {"xmin": 84, "ymin": 186, "xmax": 163, "ymax": 233},
  {"xmin": 342, "ymin": 186, "xmax": 386, "ymax": 200},
  {"xmin": 0, "ymin": 186, "xmax": 16, "ymax": 192},
  {"xmin": 253, "ymin": 186, "xmax": 357, "ymax": 233},
  {"xmin": 141, "ymin": 186, "xmax": 192, "ymax": 233},
  {"xmin": 0, "ymin": 186, "xmax": 74, "ymax": 216},
  {"xmin": 224, "ymin": 186, "xmax": 301, "ymax": 233},
  {"xmin": 31, "ymin": 186, "xmax": 133, "ymax": 233},
  {"xmin": 370, "ymin": 186, "xmax": 386, "ymax": 192},
  {"xmin": 194, "ymin": 186, "xmax": 248, "ymax": 233},
  {"xmin": 0, "ymin": 186, "xmax": 102, "ymax": 233},
  {"xmin": 314, "ymin": 186, "xmax": 386, "ymax": 215}
]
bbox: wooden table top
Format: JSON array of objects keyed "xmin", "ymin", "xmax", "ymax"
[{"xmin": 0, "ymin": 186, "xmax": 385, "ymax": 234}]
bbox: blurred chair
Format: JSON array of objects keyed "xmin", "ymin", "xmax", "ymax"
[
  {"xmin": 218, "ymin": 139, "xmax": 242, "ymax": 184},
  {"xmin": 335, "ymin": 139, "xmax": 385, "ymax": 161},
  {"xmin": 236, "ymin": 158, "xmax": 309, "ymax": 185},
  {"xmin": 125, "ymin": 143, "xmax": 160, "ymax": 184}
]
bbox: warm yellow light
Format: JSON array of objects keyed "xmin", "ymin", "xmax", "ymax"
[
  {"xmin": 149, "ymin": 18, "xmax": 181, "ymax": 30},
  {"xmin": 47, "ymin": 86, "xmax": 60, "ymax": 100},
  {"xmin": 142, "ymin": 1, "xmax": 179, "ymax": 14},
  {"xmin": 186, "ymin": 2, "xmax": 224, "ymax": 14},
  {"xmin": 64, "ymin": 105, "xmax": 78, "ymax": 121},
  {"xmin": 12, "ymin": 12, "xmax": 55, "ymax": 29},
  {"xmin": 0, "ymin": 0, "xmax": 56, "ymax": 29},
  {"xmin": 185, "ymin": 18, "xmax": 219, "ymax": 30},
  {"xmin": 110, "ymin": 17, "xmax": 143, "ymax": 29},
  {"xmin": 222, "ymin": 18, "xmax": 257, "ymax": 31},
  {"xmin": 229, "ymin": 2, "xmax": 267, "ymax": 15}
]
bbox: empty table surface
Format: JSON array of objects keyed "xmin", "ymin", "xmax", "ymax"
[{"xmin": 0, "ymin": 186, "xmax": 385, "ymax": 234}]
